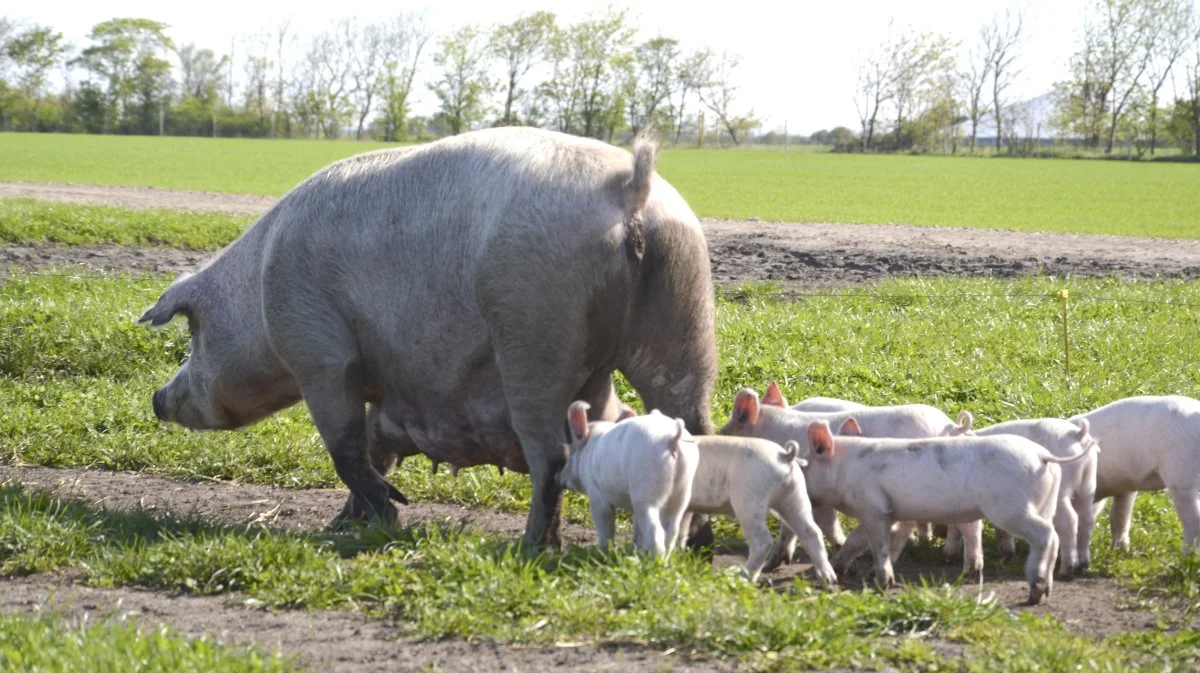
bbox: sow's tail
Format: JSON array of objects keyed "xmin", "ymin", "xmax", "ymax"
[{"xmin": 625, "ymin": 132, "xmax": 658, "ymax": 220}]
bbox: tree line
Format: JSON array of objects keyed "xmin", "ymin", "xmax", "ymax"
[
  {"xmin": 0, "ymin": 9, "xmax": 759, "ymax": 145},
  {"xmin": 846, "ymin": 0, "xmax": 1200, "ymax": 157}
]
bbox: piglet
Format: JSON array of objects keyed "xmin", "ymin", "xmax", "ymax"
[
  {"xmin": 959, "ymin": 415, "xmax": 1100, "ymax": 577},
  {"xmin": 1069, "ymin": 395, "xmax": 1200, "ymax": 551},
  {"xmin": 557, "ymin": 401, "xmax": 698, "ymax": 557},
  {"xmin": 675, "ymin": 434, "xmax": 837, "ymax": 586},
  {"xmin": 726, "ymin": 385, "xmax": 971, "ymax": 552},
  {"xmin": 802, "ymin": 418, "xmax": 1095, "ymax": 605}
]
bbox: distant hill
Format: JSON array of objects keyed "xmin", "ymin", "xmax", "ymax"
[{"xmin": 974, "ymin": 91, "xmax": 1058, "ymax": 140}]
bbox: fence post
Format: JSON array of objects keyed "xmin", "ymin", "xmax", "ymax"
[{"xmin": 1059, "ymin": 289, "xmax": 1070, "ymax": 382}]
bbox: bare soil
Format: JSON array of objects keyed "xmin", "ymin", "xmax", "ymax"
[
  {"xmin": 0, "ymin": 465, "xmax": 739, "ymax": 673},
  {"xmin": 5, "ymin": 181, "xmax": 1200, "ymax": 286},
  {"xmin": 1, "ymin": 183, "xmax": 1191, "ymax": 668},
  {"xmin": 0, "ymin": 467, "xmax": 1173, "ymax": 642}
]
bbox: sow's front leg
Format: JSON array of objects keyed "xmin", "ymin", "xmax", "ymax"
[
  {"xmin": 300, "ymin": 362, "xmax": 408, "ymax": 527},
  {"xmin": 338, "ymin": 402, "xmax": 405, "ymax": 521}
]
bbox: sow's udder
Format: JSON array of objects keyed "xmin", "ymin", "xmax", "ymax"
[{"xmin": 374, "ymin": 402, "xmax": 529, "ymax": 473}]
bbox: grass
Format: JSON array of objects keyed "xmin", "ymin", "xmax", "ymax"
[
  {"xmin": 0, "ymin": 199, "xmax": 250, "ymax": 249},
  {"xmin": 3, "ymin": 271, "xmax": 1200, "ymax": 536},
  {"xmin": 2, "ymin": 483, "xmax": 1197, "ymax": 671},
  {"xmin": 3, "ymin": 270, "xmax": 1200, "ymax": 668},
  {"xmin": 0, "ymin": 609, "xmax": 299, "ymax": 672},
  {"xmin": 2, "ymin": 133, "xmax": 1199, "ymax": 237},
  {"xmin": 0, "ymin": 133, "xmax": 402, "ymax": 196}
]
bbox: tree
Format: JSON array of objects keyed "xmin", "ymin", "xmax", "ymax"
[
  {"xmin": 376, "ymin": 14, "xmax": 429, "ymax": 142},
  {"xmin": 292, "ymin": 22, "xmax": 356, "ymax": 138},
  {"xmin": 567, "ymin": 8, "xmax": 635, "ymax": 138},
  {"xmin": 672, "ymin": 48, "xmax": 710, "ymax": 145},
  {"xmin": 271, "ymin": 18, "xmax": 293, "ymax": 138},
  {"xmin": 981, "ymin": 8, "xmax": 1026, "ymax": 151},
  {"xmin": 625, "ymin": 36, "xmax": 679, "ymax": 137},
  {"xmin": 175, "ymin": 43, "xmax": 227, "ymax": 136},
  {"xmin": 72, "ymin": 18, "xmax": 174, "ymax": 133},
  {"xmin": 1175, "ymin": 47, "xmax": 1200, "ymax": 154},
  {"xmin": 1053, "ymin": 23, "xmax": 1108, "ymax": 146},
  {"xmin": 242, "ymin": 33, "xmax": 272, "ymax": 133},
  {"xmin": 889, "ymin": 31, "xmax": 957, "ymax": 148},
  {"xmin": 429, "ymin": 25, "xmax": 492, "ymax": 135},
  {"xmin": 5, "ymin": 25, "xmax": 68, "ymax": 130},
  {"xmin": 960, "ymin": 31, "xmax": 994, "ymax": 152},
  {"xmin": 1087, "ymin": 0, "xmax": 1160, "ymax": 152},
  {"xmin": 534, "ymin": 23, "xmax": 579, "ymax": 133},
  {"xmin": 696, "ymin": 51, "xmax": 759, "ymax": 145},
  {"xmin": 347, "ymin": 21, "xmax": 386, "ymax": 140},
  {"xmin": 854, "ymin": 37, "xmax": 895, "ymax": 150},
  {"xmin": 490, "ymin": 11, "xmax": 555, "ymax": 126},
  {"xmin": 1142, "ymin": 0, "xmax": 1198, "ymax": 154}
]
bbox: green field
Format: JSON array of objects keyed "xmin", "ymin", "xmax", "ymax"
[
  {"xmin": 2, "ymin": 132, "xmax": 1198, "ymax": 237},
  {"xmin": 3, "ymin": 269, "xmax": 1200, "ymax": 670}
]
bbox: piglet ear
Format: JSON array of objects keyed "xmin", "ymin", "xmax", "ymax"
[
  {"xmin": 567, "ymin": 401, "xmax": 591, "ymax": 442},
  {"xmin": 762, "ymin": 380, "xmax": 787, "ymax": 408},
  {"xmin": 732, "ymin": 388, "xmax": 760, "ymax": 426},
  {"xmin": 836, "ymin": 417, "xmax": 862, "ymax": 437},
  {"xmin": 616, "ymin": 404, "xmax": 637, "ymax": 422},
  {"xmin": 807, "ymin": 421, "xmax": 836, "ymax": 457}
]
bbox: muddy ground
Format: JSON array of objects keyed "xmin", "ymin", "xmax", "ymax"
[
  {"xmin": 0, "ymin": 465, "xmax": 1176, "ymax": 672},
  {"xmin": 3, "ymin": 181, "xmax": 1199, "ymax": 285},
  {"xmin": 0, "ymin": 182, "xmax": 1194, "ymax": 670}
]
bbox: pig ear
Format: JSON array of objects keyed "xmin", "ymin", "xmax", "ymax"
[
  {"xmin": 567, "ymin": 401, "xmax": 591, "ymax": 442},
  {"xmin": 732, "ymin": 388, "xmax": 760, "ymax": 426},
  {"xmin": 762, "ymin": 381, "xmax": 786, "ymax": 408},
  {"xmin": 138, "ymin": 274, "xmax": 195, "ymax": 328},
  {"xmin": 836, "ymin": 417, "xmax": 862, "ymax": 436},
  {"xmin": 616, "ymin": 404, "xmax": 637, "ymax": 422},
  {"xmin": 807, "ymin": 421, "xmax": 836, "ymax": 457}
]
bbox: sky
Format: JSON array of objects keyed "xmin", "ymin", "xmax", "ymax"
[{"xmin": 11, "ymin": 0, "xmax": 1098, "ymax": 135}]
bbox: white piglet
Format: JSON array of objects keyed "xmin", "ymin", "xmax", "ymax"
[
  {"xmin": 675, "ymin": 434, "xmax": 838, "ymax": 586},
  {"xmin": 801, "ymin": 419, "xmax": 1094, "ymax": 604},
  {"xmin": 725, "ymin": 385, "xmax": 970, "ymax": 552},
  {"xmin": 557, "ymin": 402, "xmax": 699, "ymax": 557},
  {"xmin": 959, "ymin": 416, "xmax": 1101, "ymax": 577},
  {"xmin": 1070, "ymin": 396, "xmax": 1200, "ymax": 551}
]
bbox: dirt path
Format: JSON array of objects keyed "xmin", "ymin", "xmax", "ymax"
[
  {"xmin": 0, "ymin": 465, "xmax": 1171, "ymax": 639},
  {"xmin": 0, "ymin": 465, "xmax": 739, "ymax": 673},
  {"xmin": 2, "ymin": 574, "xmax": 737, "ymax": 673},
  {"xmin": 4, "ymin": 182, "xmax": 1200, "ymax": 286}
]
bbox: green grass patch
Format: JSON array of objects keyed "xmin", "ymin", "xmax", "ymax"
[
  {"xmin": 3, "ymin": 483, "xmax": 1197, "ymax": 671},
  {"xmin": 2, "ymin": 133, "xmax": 1198, "ymax": 237},
  {"xmin": 4, "ymin": 272, "xmax": 1200, "ymax": 529},
  {"xmin": 0, "ymin": 133, "xmax": 402, "ymax": 196},
  {"xmin": 661, "ymin": 150, "xmax": 1200, "ymax": 238},
  {"xmin": 0, "ymin": 609, "xmax": 299, "ymax": 672},
  {"xmin": 0, "ymin": 199, "xmax": 250, "ymax": 249}
]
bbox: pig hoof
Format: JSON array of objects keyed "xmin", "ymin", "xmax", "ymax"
[
  {"xmin": 1026, "ymin": 584, "xmax": 1046, "ymax": 605},
  {"xmin": 685, "ymin": 518, "xmax": 715, "ymax": 557}
]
